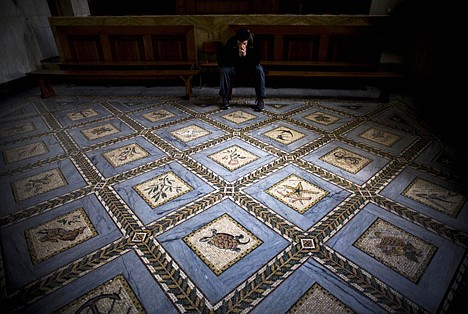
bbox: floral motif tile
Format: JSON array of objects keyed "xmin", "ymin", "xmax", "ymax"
[
  {"xmin": 319, "ymin": 147, "xmax": 372, "ymax": 174},
  {"xmin": 358, "ymin": 127, "xmax": 401, "ymax": 147},
  {"xmin": 103, "ymin": 143, "xmax": 150, "ymax": 168},
  {"xmin": 3, "ymin": 141, "xmax": 49, "ymax": 164},
  {"xmin": 133, "ymin": 171, "xmax": 193, "ymax": 209},
  {"xmin": 113, "ymin": 161, "xmax": 215, "ymax": 224},
  {"xmin": 128, "ymin": 105, "xmax": 190, "ymax": 128},
  {"xmin": 191, "ymin": 138, "xmax": 277, "ymax": 183},
  {"xmin": 221, "ymin": 110, "xmax": 257, "ymax": 124},
  {"xmin": 208, "ymin": 145, "xmax": 259, "ymax": 171},
  {"xmin": 0, "ymin": 121, "xmax": 36, "ymax": 138},
  {"xmin": 343, "ymin": 122, "xmax": 418, "ymax": 154},
  {"xmin": 142, "ymin": 109, "xmax": 176, "ymax": 122}
]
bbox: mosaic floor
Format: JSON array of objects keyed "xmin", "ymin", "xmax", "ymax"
[{"xmin": 1, "ymin": 84, "xmax": 467, "ymax": 313}]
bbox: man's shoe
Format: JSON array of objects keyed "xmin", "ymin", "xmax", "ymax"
[
  {"xmin": 220, "ymin": 98, "xmax": 230, "ymax": 110},
  {"xmin": 255, "ymin": 98, "xmax": 265, "ymax": 112}
]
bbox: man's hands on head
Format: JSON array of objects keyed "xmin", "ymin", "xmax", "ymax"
[{"xmin": 238, "ymin": 40, "xmax": 247, "ymax": 57}]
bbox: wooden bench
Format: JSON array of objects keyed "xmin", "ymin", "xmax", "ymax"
[
  {"xmin": 27, "ymin": 20, "xmax": 199, "ymax": 99},
  {"xmin": 228, "ymin": 24, "xmax": 406, "ymax": 102}
]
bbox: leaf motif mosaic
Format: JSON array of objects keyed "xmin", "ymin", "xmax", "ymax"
[
  {"xmin": 133, "ymin": 171, "xmax": 193, "ymax": 208},
  {"xmin": 102, "ymin": 143, "xmax": 150, "ymax": 168},
  {"xmin": 358, "ymin": 127, "xmax": 401, "ymax": 147},
  {"xmin": 142, "ymin": 109, "xmax": 176, "ymax": 122},
  {"xmin": 402, "ymin": 177, "xmax": 466, "ymax": 217},
  {"xmin": 319, "ymin": 147, "xmax": 371, "ymax": 174},
  {"xmin": 208, "ymin": 145, "xmax": 260, "ymax": 171},
  {"xmin": 3, "ymin": 141, "xmax": 49, "ymax": 164}
]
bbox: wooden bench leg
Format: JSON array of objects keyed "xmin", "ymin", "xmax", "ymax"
[
  {"xmin": 38, "ymin": 79, "xmax": 56, "ymax": 98},
  {"xmin": 180, "ymin": 75, "xmax": 194, "ymax": 100}
]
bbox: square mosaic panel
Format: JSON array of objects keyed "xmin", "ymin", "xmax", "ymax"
[
  {"xmin": 12, "ymin": 168, "xmax": 68, "ymax": 202},
  {"xmin": 208, "ymin": 145, "xmax": 260, "ymax": 171},
  {"xmin": 56, "ymin": 274, "xmax": 144, "ymax": 314},
  {"xmin": 354, "ymin": 218, "xmax": 436, "ymax": 283},
  {"xmin": 3, "ymin": 141, "xmax": 49, "ymax": 164},
  {"xmin": 142, "ymin": 109, "xmax": 176, "ymax": 122},
  {"xmin": 221, "ymin": 110, "xmax": 257, "ymax": 124},
  {"xmin": 170, "ymin": 124, "xmax": 211, "ymax": 142},
  {"xmin": 81, "ymin": 123, "xmax": 120, "ymax": 141},
  {"xmin": 402, "ymin": 177, "xmax": 466, "ymax": 217},
  {"xmin": 304, "ymin": 111, "xmax": 341, "ymax": 126},
  {"xmin": 133, "ymin": 171, "xmax": 193, "ymax": 208},
  {"xmin": 25, "ymin": 207, "xmax": 97, "ymax": 264},
  {"xmin": 288, "ymin": 283, "xmax": 353, "ymax": 314},
  {"xmin": 0, "ymin": 122, "xmax": 36, "ymax": 138},
  {"xmin": 319, "ymin": 147, "xmax": 372, "ymax": 174},
  {"xmin": 66, "ymin": 108, "xmax": 99, "ymax": 121},
  {"xmin": 263, "ymin": 126, "xmax": 306, "ymax": 145},
  {"xmin": 266, "ymin": 174, "xmax": 329, "ymax": 214},
  {"xmin": 183, "ymin": 213, "xmax": 262, "ymax": 275},
  {"xmin": 102, "ymin": 143, "xmax": 150, "ymax": 168},
  {"xmin": 358, "ymin": 127, "xmax": 401, "ymax": 147}
]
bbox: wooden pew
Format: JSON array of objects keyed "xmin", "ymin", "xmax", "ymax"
[
  {"xmin": 228, "ymin": 24, "xmax": 405, "ymax": 102},
  {"xmin": 27, "ymin": 21, "xmax": 199, "ymax": 99}
]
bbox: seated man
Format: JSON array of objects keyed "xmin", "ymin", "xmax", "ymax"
[{"xmin": 218, "ymin": 28, "xmax": 266, "ymax": 111}]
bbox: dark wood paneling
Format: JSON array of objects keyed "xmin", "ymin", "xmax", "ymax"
[
  {"xmin": 282, "ymin": 35, "xmax": 320, "ymax": 61},
  {"xmin": 68, "ymin": 35, "xmax": 102, "ymax": 61},
  {"xmin": 152, "ymin": 35, "xmax": 187, "ymax": 61},
  {"xmin": 109, "ymin": 35, "xmax": 145, "ymax": 61},
  {"xmin": 54, "ymin": 25, "xmax": 197, "ymax": 66}
]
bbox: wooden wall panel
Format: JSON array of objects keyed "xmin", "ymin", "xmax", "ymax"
[
  {"xmin": 151, "ymin": 36, "xmax": 187, "ymax": 61},
  {"xmin": 196, "ymin": 0, "xmax": 250, "ymax": 14},
  {"xmin": 254, "ymin": 35, "xmax": 274, "ymax": 61},
  {"xmin": 282, "ymin": 35, "xmax": 320, "ymax": 61},
  {"xmin": 109, "ymin": 36, "xmax": 145, "ymax": 61},
  {"xmin": 68, "ymin": 35, "xmax": 102, "ymax": 61},
  {"xmin": 327, "ymin": 33, "xmax": 380, "ymax": 63}
]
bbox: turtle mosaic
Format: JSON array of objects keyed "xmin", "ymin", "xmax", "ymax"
[{"xmin": 199, "ymin": 229, "xmax": 250, "ymax": 252}]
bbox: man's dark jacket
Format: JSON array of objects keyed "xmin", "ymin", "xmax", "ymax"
[{"xmin": 218, "ymin": 34, "xmax": 261, "ymax": 70}]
